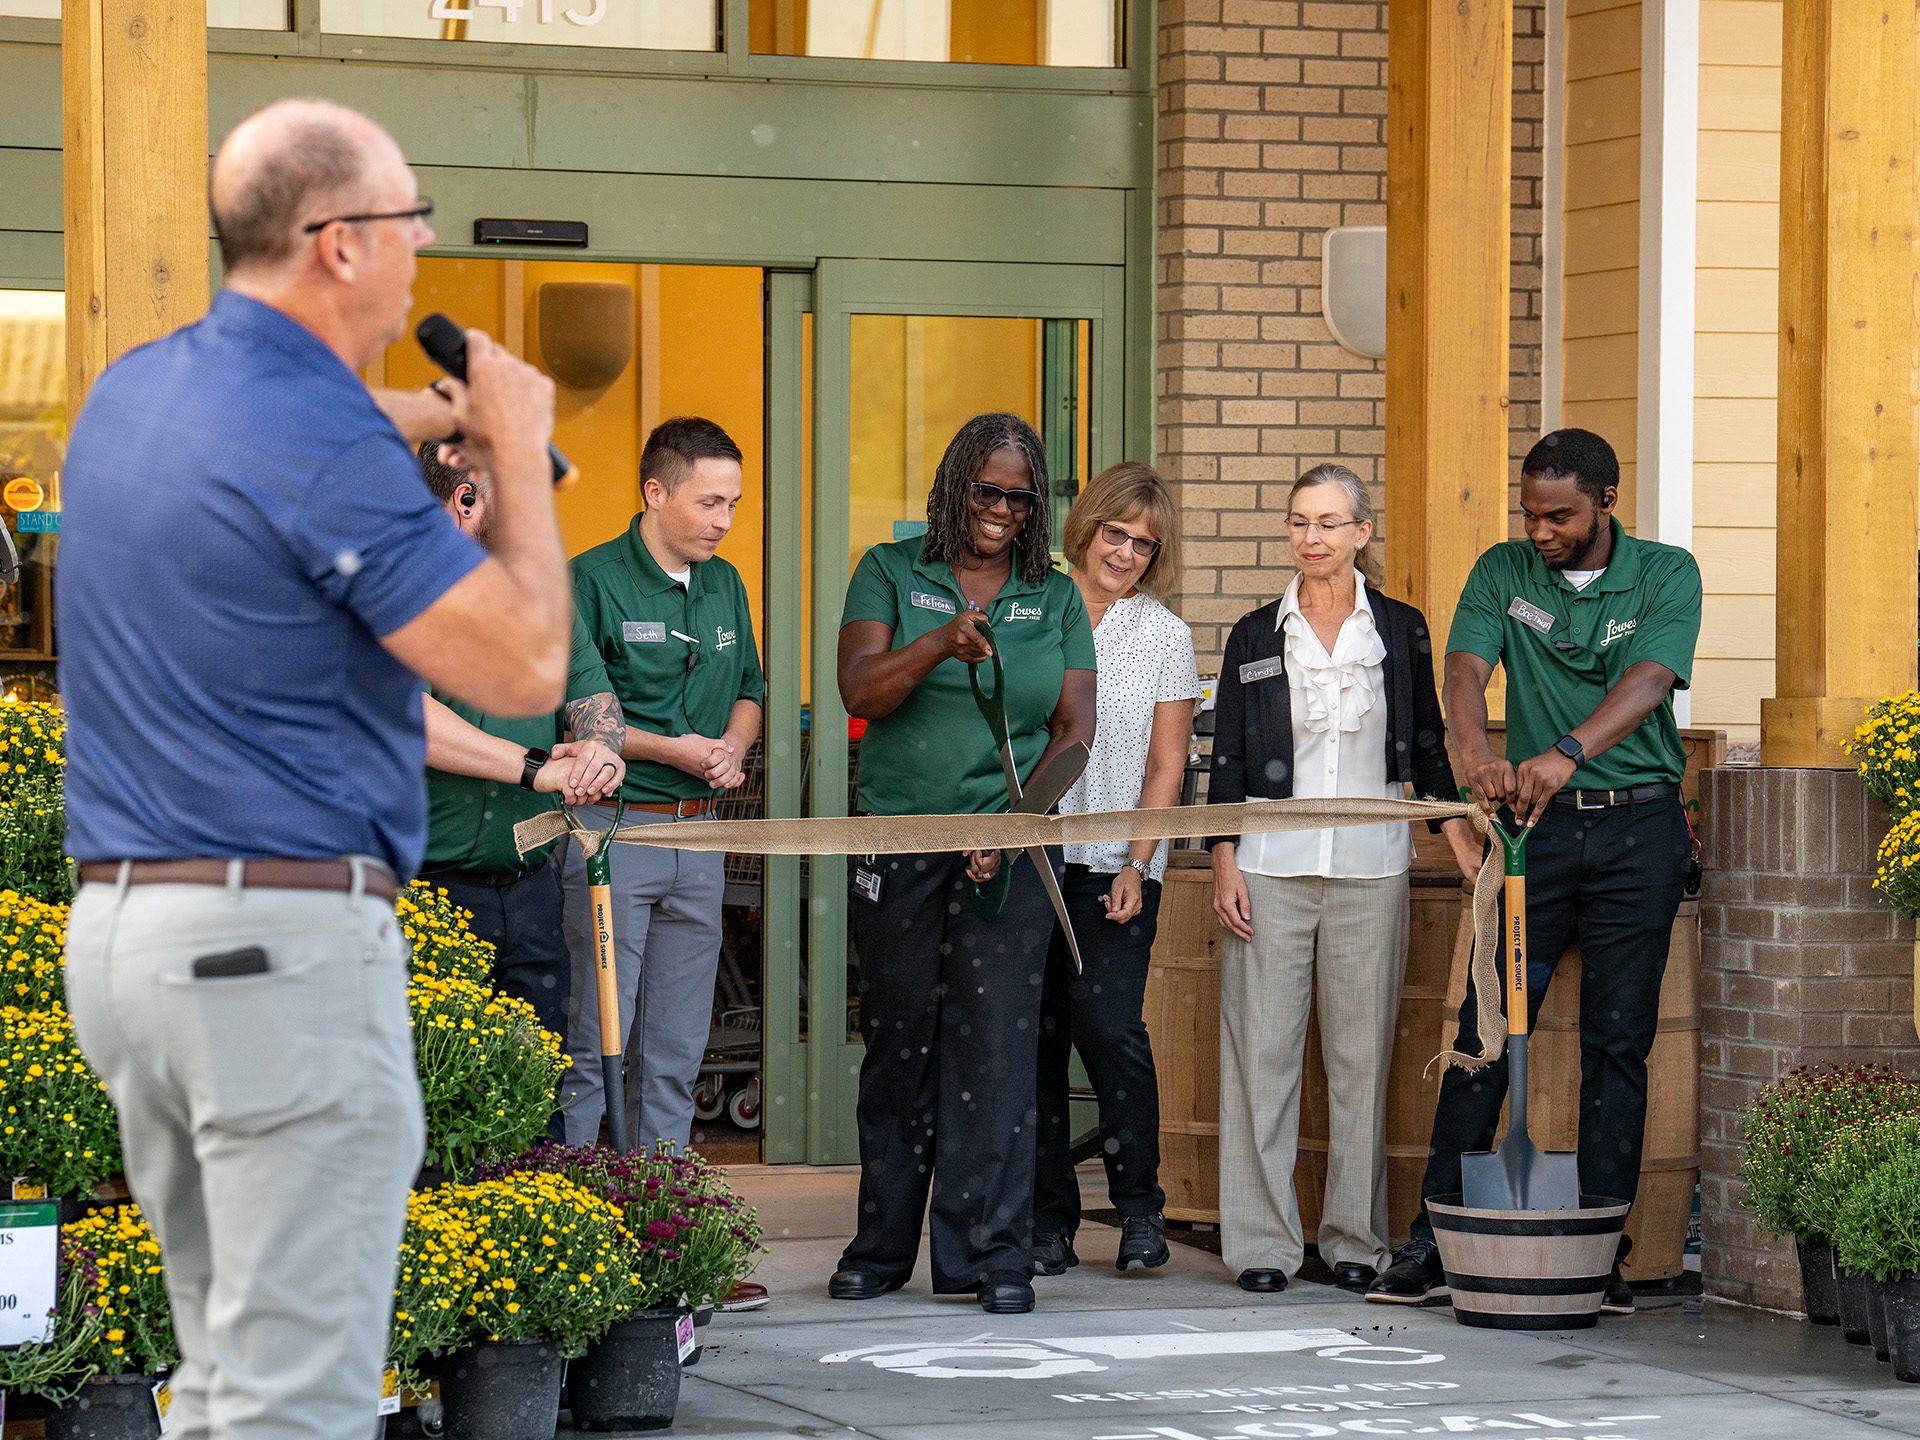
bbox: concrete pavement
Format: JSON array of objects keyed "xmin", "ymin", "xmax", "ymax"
[{"xmin": 612, "ymin": 1166, "xmax": 1920, "ymax": 1440}]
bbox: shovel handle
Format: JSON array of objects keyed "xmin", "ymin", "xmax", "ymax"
[
  {"xmin": 591, "ymin": 881, "xmax": 621, "ymax": 1058},
  {"xmin": 1504, "ymin": 873, "xmax": 1527, "ymax": 1037}
]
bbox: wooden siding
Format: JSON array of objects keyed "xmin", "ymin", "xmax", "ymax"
[{"xmin": 1693, "ymin": 0, "xmax": 1782, "ymax": 742}]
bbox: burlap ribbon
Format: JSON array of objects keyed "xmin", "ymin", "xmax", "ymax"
[{"xmin": 515, "ymin": 797, "xmax": 1508, "ymax": 1074}]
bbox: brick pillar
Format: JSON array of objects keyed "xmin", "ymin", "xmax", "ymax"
[
  {"xmin": 1698, "ymin": 767, "xmax": 1917, "ymax": 1310},
  {"xmin": 1156, "ymin": 0, "xmax": 1542, "ymax": 667}
]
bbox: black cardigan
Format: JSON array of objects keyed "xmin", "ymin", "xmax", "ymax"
[{"xmin": 1205, "ymin": 586, "xmax": 1458, "ymax": 848}]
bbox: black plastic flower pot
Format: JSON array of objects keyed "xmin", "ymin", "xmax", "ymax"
[
  {"xmin": 46, "ymin": 1373, "xmax": 163, "ymax": 1440},
  {"xmin": 1885, "ymin": 1276, "xmax": 1920, "ymax": 1384},
  {"xmin": 567, "ymin": 1308, "xmax": 684, "ymax": 1433},
  {"xmin": 1838, "ymin": 1269, "xmax": 1874, "ymax": 1345},
  {"xmin": 1796, "ymin": 1236, "xmax": 1842, "ymax": 1326},
  {"xmin": 1868, "ymin": 1279, "xmax": 1894, "ymax": 1362},
  {"xmin": 428, "ymin": 1339, "xmax": 564, "ymax": 1440}
]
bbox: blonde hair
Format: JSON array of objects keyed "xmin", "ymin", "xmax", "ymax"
[
  {"xmin": 1062, "ymin": 461, "xmax": 1182, "ymax": 600},
  {"xmin": 1288, "ymin": 462, "xmax": 1383, "ymax": 589}
]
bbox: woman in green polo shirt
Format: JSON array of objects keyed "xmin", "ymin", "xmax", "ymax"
[{"xmin": 829, "ymin": 412, "xmax": 1096, "ymax": 1316}]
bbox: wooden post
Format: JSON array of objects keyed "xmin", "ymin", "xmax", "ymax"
[
  {"xmin": 63, "ymin": 0, "xmax": 210, "ymax": 414},
  {"xmin": 1384, "ymin": 0, "xmax": 1513, "ymax": 647},
  {"xmin": 1761, "ymin": 0, "xmax": 1919, "ymax": 767}
]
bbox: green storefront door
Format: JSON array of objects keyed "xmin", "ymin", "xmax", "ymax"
[{"xmin": 759, "ymin": 259, "xmax": 1127, "ymax": 1165}]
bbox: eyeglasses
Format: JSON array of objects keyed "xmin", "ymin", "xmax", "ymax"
[
  {"xmin": 302, "ymin": 198, "xmax": 435, "ymax": 235},
  {"xmin": 968, "ymin": 481, "xmax": 1039, "ymax": 514},
  {"xmin": 1097, "ymin": 521, "xmax": 1161, "ymax": 560},
  {"xmin": 1287, "ymin": 517, "xmax": 1364, "ymax": 537}
]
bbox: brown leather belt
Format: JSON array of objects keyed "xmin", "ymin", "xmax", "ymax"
[
  {"xmin": 78, "ymin": 858, "xmax": 399, "ymax": 903},
  {"xmin": 621, "ymin": 798, "xmax": 717, "ymax": 819}
]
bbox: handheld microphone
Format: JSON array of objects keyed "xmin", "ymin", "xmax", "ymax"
[{"xmin": 416, "ymin": 313, "xmax": 578, "ymax": 489}]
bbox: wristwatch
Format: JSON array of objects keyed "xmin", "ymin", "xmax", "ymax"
[
  {"xmin": 1553, "ymin": 734, "xmax": 1585, "ymax": 767},
  {"xmin": 518, "ymin": 746, "xmax": 552, "ymax": 791},
  {"xmin": 1126, "ymin": 857, "xmax": 1151, "ymax": 879}
]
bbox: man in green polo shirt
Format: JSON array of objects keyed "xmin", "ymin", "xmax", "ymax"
[
  {"xmin": 416, "ymin": 445, "xmax": 626, "ymax": 1132},
  {"xmin": 559, "ymin": 417, "xmax": 766, "ymax": 1151},
  {"xmin": 1367, "ymin": 427, "xmax": 1701, "ymax": 1317}
]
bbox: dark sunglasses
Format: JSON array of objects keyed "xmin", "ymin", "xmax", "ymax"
[
  {"xmin": 968, "ymin": 480, "xmax": 1038, "ymax": 514},
  {"xmin": 303, "ymin": 198, "xmax": 435, "ymax": 235}
]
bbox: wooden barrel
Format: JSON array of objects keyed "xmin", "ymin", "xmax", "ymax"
[
  {"xmin": 1428, "ymin": 1195, "xmax": 1629, "ymax": 1330},
  {"xmin": 1144, "ymin": 852, "xmax": 1220, "ymax": 1220},
  {"xmin": 1145, "ymin": 854, "xmax": 1463, "ymax": 1233},
  {"xmin": 1444, "ymin": 897, "xmax": 1701, "ymax": 1281}
]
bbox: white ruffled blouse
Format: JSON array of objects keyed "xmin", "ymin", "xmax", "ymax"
[{"xmin": 1232, "ymin": 576, "xmax": 1413, "ymax": 881}]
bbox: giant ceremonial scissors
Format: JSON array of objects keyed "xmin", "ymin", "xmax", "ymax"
[{"xmin": 965, "ymin": 614, "xmax": 1090, "ymax": 974}]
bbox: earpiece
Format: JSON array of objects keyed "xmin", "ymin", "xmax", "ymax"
[{"xmin": 456, "ymin": 484, "xmax": 477, "ymax": 513}]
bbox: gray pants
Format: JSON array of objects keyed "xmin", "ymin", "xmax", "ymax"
[
  {"xmin": 1219, "ymin": 870, "xmax": 1409, "ymax": 1277},
  {"xmin": 64, "ymin": 869, "xmax": 422, "ymax": 1440},
  {"xmin": 559, "ymin": 804, "xmax": 724, "ymax": 1150}
]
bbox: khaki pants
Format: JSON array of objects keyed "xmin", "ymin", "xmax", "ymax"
[
  {"xmin": 65, "ymin": 870, "xmax": 423, "ymax": 1440},
  {"xmin": 1218, "ymin": 870, "xmax": 1408, "ymax": 1277}
]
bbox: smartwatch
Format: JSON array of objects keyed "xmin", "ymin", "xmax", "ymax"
[
  {"xmin": 519, "ymin": 746, "xmax": 552, "ymax": 791},
  {"xmin": 1553, "ymin": 734, "xmax": 1585, "ymax": 767}
]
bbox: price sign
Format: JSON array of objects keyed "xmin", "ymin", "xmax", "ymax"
[
  {"xmin": 0, "ymin": 1200, "xmax": 59, "ymax": 1348},
  {"xmin": 378, "ymin": 1363, "xmax": 402, "ymax": 1416},
  {"xmin": 675, "ymin": 1311, "xmax": 696, "ymax": 1363}
]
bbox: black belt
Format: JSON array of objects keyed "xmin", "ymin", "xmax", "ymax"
[
  {"xmin": 1549, "ymin": 782, "xmax": 1678, "ymax": 811},
  {"xmin": 417, "ymin": 861, "xmax": 545, "ymax": 889}
]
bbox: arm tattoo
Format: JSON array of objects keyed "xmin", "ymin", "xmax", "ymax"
[{"xmin": 565, "ymin": 692, "xmax": 626, "ymax": 751}]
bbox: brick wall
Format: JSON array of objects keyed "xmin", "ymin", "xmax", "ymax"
[
  {"xmin": 1698, "ymin": 766, "xmax": 1918, "ymax": 1311},
  {"xmin": 1157, "ymin": 0, "xmax": 1545, "ymax": 666}
]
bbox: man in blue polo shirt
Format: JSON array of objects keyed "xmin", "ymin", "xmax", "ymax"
[{"xmin": 58, "ymin": 100, "xmax": 570, "ymax": 1440}]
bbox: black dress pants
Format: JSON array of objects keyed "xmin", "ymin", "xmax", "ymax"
[
  {"xmin": 1033, "ymin": 863, "xmax": 1167, "ymax": 1237},
  {"xmin": 1409, "ymin": 795, "xmax": 1690, "ymax": 1245},
  {"xmin": 421, "ymin": 857, "xmax": 571, "ymax": 1140},
  {"xmin": 840, "ymin": 846, "xmax": 1057, "ymax": 1292}
]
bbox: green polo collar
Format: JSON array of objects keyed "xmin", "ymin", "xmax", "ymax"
[
  {"xmin": 1525, "ymin": 516, "xmax": 1642, "ymax": 594},
  {"xmin": 620, "ymin": 516, "xmax": 710, "ymax": 599},
  {"xmin": 909, "ymin": 547, "xmax": 1051, "ymax": 602}
]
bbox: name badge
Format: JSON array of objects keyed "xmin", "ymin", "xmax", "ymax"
[
  {"xmin": 622, "ymin": 621, "xmax": 667, "ymax": 644},
  {"xmin": 1507, "ymin": 597, "xmax": 1555, "ymax": 634},
  {"xmin": 852, "ymin": 864, "xmax": 885, "ymax": 906},
  {"xmin": 1239, "ymin": 657, "xmax": 1286, "ymax": 685},
  {"xmin": 910, "ymin": 590, "xmax": 957, "ymax": 617}
]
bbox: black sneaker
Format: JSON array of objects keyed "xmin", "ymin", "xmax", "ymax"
[
  {"xmin": 1364, "ymin": 1238, "xmax": 1448, "ymax": 1305},
  {"xmin": 1032, "ymin": 1230, "xmax": 1080, "ymax": 1277},
  {"xmin": 1116, "ymin": 1214, "xmax": 1170, "ymax": 1272},
  {"xmin": 1601, "ymin": 1267, "xmax": 1635, "ymax": 1315},
  {"xmin": 1601, "ymin": 1234, "xmax": 1635, "ymax": 1315}
]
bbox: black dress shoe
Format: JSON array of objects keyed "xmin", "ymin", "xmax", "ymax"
[
  {"xmin": 978, "ymin": 1271, "xmax": 1036, "ymax": 1313},
  {"xmin": 1236, "ymin": 1268, "xmax": 1288, "ymax": 1294},
  {"xmin": 828, "ymin": 1267, "xmax": 902, "ymax": 1300},
  {"xmin": 1332, "ymin": 1261, "xmax": 1379, "ymax": 1293}
]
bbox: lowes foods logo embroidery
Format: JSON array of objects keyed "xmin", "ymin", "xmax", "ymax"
[
  {"xmin": 715, "ymin": 626, "xmax": 738, "ymax": 651},
  {"xmin": 1006, "ymin": 603, "xmax": 1043, "ymax": 621},
  {"xmin": 1601, "ymin": 617, "xmax": 1637, "ymax": 648}
]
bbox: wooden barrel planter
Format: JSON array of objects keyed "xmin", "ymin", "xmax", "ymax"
[
  {"xmin": 1428, "ymin": 1194, "xmax": 1631, "ymax": 1330},
  {"xmin": 1444, "ymin": 897, "xmax": 1701, "ymax": 1281}
]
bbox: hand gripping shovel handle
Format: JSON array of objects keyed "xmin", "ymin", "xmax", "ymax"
[{"xmin": 585, "ymin": 800, "xmax": 632, "ymax": 1155}]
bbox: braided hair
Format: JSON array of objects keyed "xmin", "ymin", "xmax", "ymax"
[{"xmin": 919, "ymin": 412, "xmax": 1054, "ymax": 586}]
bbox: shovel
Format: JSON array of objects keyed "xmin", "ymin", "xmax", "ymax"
[
  {"xmin": 1460, "ymin": 820, "xmax": 1580, "ymax": 1212},
  {"xmin": 584, "ymin": 799, "xmax": 632, "ymax": 1155}
]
